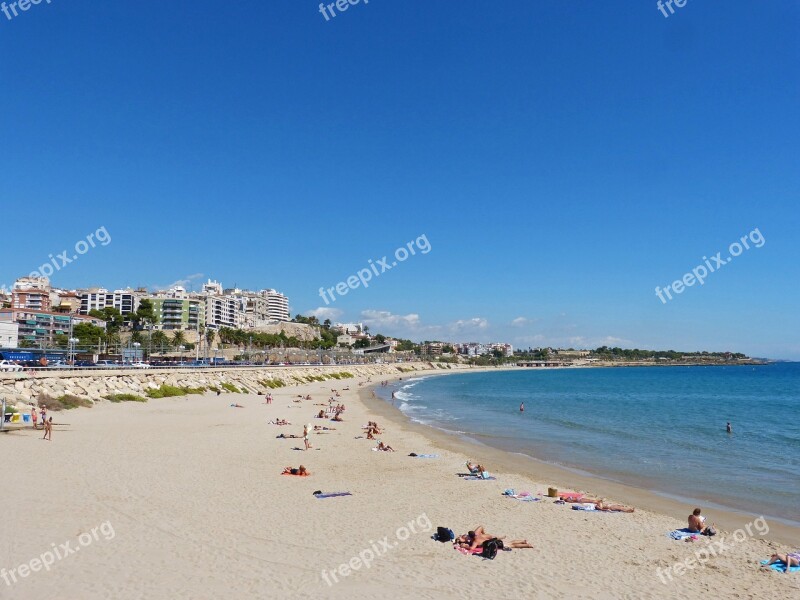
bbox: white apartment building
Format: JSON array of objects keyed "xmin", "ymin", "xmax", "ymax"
[
  {"xmin": 0, "ymin": 321, "xmax": 19, "ymax": 348},
  {"xmin": 79, "ymin": 288, "xmax": 142, "ymax": 316},
  {"xmin": 262, "ymin": 289, "xmax": 289, "ymax": 322}
]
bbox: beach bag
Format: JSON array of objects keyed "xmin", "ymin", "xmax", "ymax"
[
  {"xmin": 435, "ymin": 527, "xmax": 454, "ymax": 543},
  {"xmin": 704, "ymin": 527, "xmax": 717, "ymax": 537},
  {"xmin": 481, "ymin": 538, "xmax": 501, "ymax": 560}
]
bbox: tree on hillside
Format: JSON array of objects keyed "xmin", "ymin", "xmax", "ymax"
[
  {"xmin": 89, "ymin": 307, "xmax": 124, "ymax": 333},
  {"xmin": 131, "ymin": 299, "xmax": 158, "ymax": 330},
  {"xmin": 171, "ymin": 330, "xmax": 187, "ymax": 349}
]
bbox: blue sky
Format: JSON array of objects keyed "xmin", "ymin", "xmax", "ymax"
[{"xmin": 1, "ymin": 1, "xmax": 798, "ymax": 358}]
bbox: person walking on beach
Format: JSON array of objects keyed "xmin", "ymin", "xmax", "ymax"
[{"xmin": 42, "ymin": 416, "xmax": 52, "ymax": 441}]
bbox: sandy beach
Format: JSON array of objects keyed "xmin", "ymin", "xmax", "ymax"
[{"xmin": 2, "ymin": 366, "xmax": 797, "ymax": 599}]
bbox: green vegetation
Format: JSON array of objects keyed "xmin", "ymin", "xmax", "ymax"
[
  {"xmin": 261, "ymin": 379, "xmax": 286, "ymax": 389},
  {"xmin": 105, "ymin": 393, "xmax": 148, "ymax": 403},
  {"xmin": 37, "ymin": 393, "xmax": 92, "ymax": 410},
  {"xmin": 220, "ymin": 382, "xmax": 241, "ymax": 394},
  {"xmin": 146, "ymin": 385, "xmax": 189, "ymax": 398}
]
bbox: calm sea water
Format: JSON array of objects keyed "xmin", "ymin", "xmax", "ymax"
[{"xmin": 378, "ymin": 364, "xmax": 800, "ymax": 526}]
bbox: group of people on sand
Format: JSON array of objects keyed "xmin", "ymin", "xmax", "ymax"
[
  {"xmin": 454, "ymin": 526, "xmax": 533, "ymax": 553},
  {"xmin": 28, "ymin": 403, "xmax": 53, "ymax": 440}
]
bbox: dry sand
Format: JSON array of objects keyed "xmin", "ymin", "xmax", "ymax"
[{"xmin": 1, "ymin": 367, "xmax": 797, "ymax": 599}]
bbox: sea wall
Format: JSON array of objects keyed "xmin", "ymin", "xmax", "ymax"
[{"xmin": 0, "ymin": 362, "xmax": 468, "ymax": 408}]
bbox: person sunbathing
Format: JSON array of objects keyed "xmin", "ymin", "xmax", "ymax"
[
  {"xmin": 762, "ymin": 552, "xmax": 800, "ymax": 573},
  {"xmin": 562, "ymin": 497, "xmax": 634, "ymax": 512},
  {"xmin": 313, "ymin": 426, "xmax": 336, "ymax": 431},
  {"xmin": 376, "ymin": 441, "xmax": 395, "ymax": 452},
  {"xmin": 276, "ymin": 433, "xmax": 302, "ymax": 438},
  {"xmin": 455, "ymin": 526, "xmax": 533, "ymax": 552},
  {"xmin": 688, "ymin": 508, "xmax": 714, "ymax": 534},
  {"xmin": 282, "ymin": 465, "xmax": 309, "ymax": 476},
  {"xmin": 317, "ymin": 410, "xmax": 325, "ymax": 418},
  {"xmin": 269, "ymin": 419, "xmax": 291, "ymax": 425}
]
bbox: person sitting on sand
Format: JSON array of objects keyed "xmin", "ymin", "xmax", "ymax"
[
  {"xmin": 376, "ymin": 441, "xmax": 395, "ymax": 452},
  {"xmin": 762, "ymin": 552, "xmax": 800, "ymax": 573},
  {"xmin": 332, "ymin": 412, "xmax": 344, "ymax": 422},
  {"xmin": 282, "ymin": 465, "xmax": 309, "ymax": 476},
  {"xmin": 688, "ymin": 508, "xmax": 714, "ymax": 534},
  {"xmin": 317, "ymin": 410, "xmax": 325, "ymax": 419}
]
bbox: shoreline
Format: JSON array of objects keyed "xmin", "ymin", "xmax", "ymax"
[
  {"xmin": 359, "ymin": 368, "xmax": 800, "ymax": 547},
  {"xmin": 3, "ymin": 363, "xmax": 797, "ymax": 599}
]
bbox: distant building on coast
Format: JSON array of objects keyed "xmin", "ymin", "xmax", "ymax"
[
  {"xmin": 12, "ymin": 277, "xmax": 52, "ymax": 311},
  {"xmin": 0, "ymin": 308, "xmax": 105, "ymax": 347}
]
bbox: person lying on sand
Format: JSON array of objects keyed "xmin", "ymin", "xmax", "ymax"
[
  {"xmin": 762, "ymin": 552, "xmax": 800, "ymax": 573},
  {"xmin": 313, "ymin": 426, "xmax": 336, "ymax": 431},
  {"xmin": 376, "ymin": 441, "xmax": 395, "ymax": 452},
  {"xmin": 282, "ymin": 466, "xmax": 309, "ymax": 476},
  {"xmin": 276, "ymin": 433, "xmax": 302, "ymax": 439},
  {"xmin": 561, "ymin": 496, "xmax": 634, "ymax": 512},
  {"xmin": 230, "ymin": 403, "xmax": 244, "ymax": 408},
  {"xmin": 688, "ymin": 508, "xmax": 715, "ymax": 534},
  {"xmin": 455, "ymin": 526, "xmax": 533, "ymax": 552},
  {"xmin": 269, "ymin": 419, "xmax": 291, "ymax": 425}
]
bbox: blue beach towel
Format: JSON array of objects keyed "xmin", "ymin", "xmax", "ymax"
[
  {"xmin": 761, "ymin": 560, "xmax": 800, "ymax": 573},
  {"xmin": 464, "ymin": 476, "xmax": 497, "ymax": 481},
  {"xmin": 314, "ymin": 492, "xmax": 353, "ymax": 499},
  {"xmin": 413, "ymin": 454, "xmax": 439, "ymax": 458},
  {"xmin": 668, "ymin": 528, "xmax": 700, "ymax": 541}
]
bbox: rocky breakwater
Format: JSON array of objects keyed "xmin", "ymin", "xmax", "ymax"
[{"xmin": 0, "ymin": 362, "xmax": 467, "ymax": 410}]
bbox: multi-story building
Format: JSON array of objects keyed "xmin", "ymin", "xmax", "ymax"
[
  {"xmin": 150, "ymin": 297, "xmax": 204, "ymax": 331},
  {"xmin": 0, "ymin": 308, "xmax": 105, "ymax": 347},
  {"xmin": 334, "ymin": 323, "xmax": 365, "ymax": 335},
  {"xmin": 0, "ymin": 321, "xmax": 19, "ymax": 348},
  {"xmin": 12, "ymin": 277, "xmax": 52, "ymax": 311},
  {"xmin": 51, "ymin": 290, "xmax": 82, "ymax": 314},
  {"xmin": 78, "ymin": 288, "xmax": 142, "ymax": 317},
  {"xmin": 263, "ymin": 289, "xmax": 289, "ymax": 322}
]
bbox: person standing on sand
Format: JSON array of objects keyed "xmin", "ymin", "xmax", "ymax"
[
  {"xmin": 30, "ymin": 403, "xmax": 38, "ymax": 429},
  {"xmin": 303, "ymin": 423, "xmax": 312, "ymax": 450},
  {"xmin": 42, "ymin": 416, "xmax": 52, "ymax": 441}
]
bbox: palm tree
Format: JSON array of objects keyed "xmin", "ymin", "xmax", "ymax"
[{"xmin": 171, "ymin": 330, "xmax": 187, "ymax": 349}]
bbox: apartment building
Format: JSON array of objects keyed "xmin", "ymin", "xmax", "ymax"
[
  {"xmin": 150, "ymin": 297, "xmax": 204, "ymax": 331},
  {"xmin": 0, "ymin": 308, "xmax": 105, "ymax": 346},
  {"xmin": 12, "ymin": 277, "xmax": 52, "ymax": 311},
  {"xmin": 79, "ymin": 288, "xmax": 142, "ymax": 317}
]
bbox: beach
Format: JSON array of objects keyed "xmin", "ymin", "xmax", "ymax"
[{"xmin": 2, "ymin": 366, "xmax": 797, "ymax": 599}]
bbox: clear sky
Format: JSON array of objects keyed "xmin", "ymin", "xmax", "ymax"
[{"xmin": 1, "ymin": 1, "xmax": 798, "ymax": 358}]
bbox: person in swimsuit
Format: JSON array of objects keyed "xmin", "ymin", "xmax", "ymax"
[
  {"xmin": 688, "ymin": 508, "xmax": 713, "ymax": 534},
  {"xmin": 30, "ymin": 403, "xmax": 38, "ymax": 429},
  {"xmin": 303, "ymin": 424, "xmax": 312, "ymax": 450},
  {"xmin": 282, "ymin": 465, "xmax": 309, "ymax": 476},
  {"xmin": 763, "ymin": 552, "xmax": 800, "ymax": 573},
  {"xmin": 42, "ymin": 416, "xmax": 52, "ymax": 441}
]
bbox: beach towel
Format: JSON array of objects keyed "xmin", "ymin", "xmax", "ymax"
[
  {"xmin": 668, "ymin": 528, "xmax": 700, "ymax": 541},
  {"xmin": 412, "ymin": 454, "xmax": 439, "ymax": 458},
  {"xmin": 508, "ymin": 495, "xmax": 540, "ymax": 502},
  {"xmin": 464, "ymin": 475, "xmax": 497, "ymax": 481},
  {"xmin": 761, "ymin": 560, "xmax": 800, "ymax": 573},
  {"xmin": 454, "ymin": 545, "xmax": 484, "ymax": 556},
  {"xmin": 314, "ymin": 492, "xmax": 352, "ymax": 499},
  {"xmin": 559, "ymin": 492, "xmax": 584, "ymax": 501},
  {"xmin": 571, "ymin": 503, "xmax": 598, "ymax": 511},
  {"xmin": 281, "ymin": 472, "xmax": 310, "ymax": 477}
]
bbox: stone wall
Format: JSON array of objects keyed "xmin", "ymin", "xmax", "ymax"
[{"xmin": 0, "ymin": 362, "xmax": 467, "ymax": 409}]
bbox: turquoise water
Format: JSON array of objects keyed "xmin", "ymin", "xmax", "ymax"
[{"xmin": 378, "ymin": 364, "xmax": 800, "ymax": 526}]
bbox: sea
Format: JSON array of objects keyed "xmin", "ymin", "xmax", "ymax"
[{"xmin": 376, "ymin": 363, "xmax": 800, "ymax": 526}]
